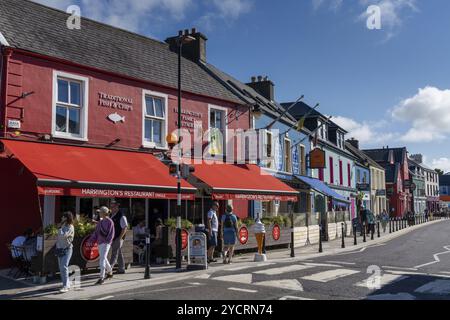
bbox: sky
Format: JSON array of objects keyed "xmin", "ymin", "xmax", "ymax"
[{"xmin": 34, "ymin": 0, "xmax": 450, "ymax": 172}]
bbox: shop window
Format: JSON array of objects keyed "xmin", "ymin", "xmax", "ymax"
[
  {"xmin": 209, "ymin": 105, "xmax": 227, "ymax": 156},
  {"xmin": 284, "ymin": 138, "xmax": 292, "ymax": 173},
  {"xmin": 143, "ymin": 91, "xmax": 168, "ymax": 149},
  {"xmin": 53, "ymin": 71, "xmax": 88, "ymax": 140}
]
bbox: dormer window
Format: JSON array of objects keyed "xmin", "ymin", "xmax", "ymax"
[{"xmin": 318, "ymin": 119, "xmax": 327, "ymax": 140}]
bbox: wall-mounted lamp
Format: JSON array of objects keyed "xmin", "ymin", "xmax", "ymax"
[{"xmin": 251, "ymin": 105, "xmax": 263, "ymax": 119}]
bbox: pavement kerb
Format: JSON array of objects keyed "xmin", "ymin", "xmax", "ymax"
[{"xmin": 1, "ymin": 218, "xmax": 448, "ymax": 300}]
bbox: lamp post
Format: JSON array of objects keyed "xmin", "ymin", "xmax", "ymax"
[{"xmin": 174, "ymin": 31, "xmax": 195, "ymax": 271}]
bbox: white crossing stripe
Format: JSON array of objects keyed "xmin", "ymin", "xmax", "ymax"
[
  {"xmin": 301, "ymin": 269, "xmax": 360, "ymax": 283},
  {"xmin": 96, "ymin": 296, "xmax": 114, "ymax": 300},
  {"xmin": 195, "ymin": 274, "xmax": 211, "ymax": 279},
  {"xmin": 303, "ymin": 262, "xmax": 342, "ymax": 268},
  {"xmin": 255, "ymin": 279, "xmax": 304, "ymax": 292},
  {"xmin": 227, "ymin": 263, "xmax": 275, "ymax": 272},
  {"xmin": 228, "ymin": 287, "xmax": 258, "ymax": 293},
  {"xmin": 214, "ymin": 274, "xmax": 253, "ymax": 284},
  {"xmin": 186, "ymin": 282, "xmax": 204, "ymax": 286},
  {"xmin": 279, "ymin": 296, "xmax": 314, "ymax": 300},
  {"xmin": 381, "ymin": 266, "xmax": 418, "ymax": 271},
  {"xmin": 254, "ymin": 265, "xmax": 313, "ymax": 275},
  {"xmin": 355, "ymin": 274, "xmax": 407, "ymax": 288},
  {"xmin": 325, "ymin": 261, "xmax": 356, "ymax": 265},
  {"xmin": 415, "ymin": 280, "xmax": 450, "ymax": 295}
]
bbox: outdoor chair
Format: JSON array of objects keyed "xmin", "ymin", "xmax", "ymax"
[{"xmin": 7, "ymin": 244, "xmax": 32, "ymax": 279}]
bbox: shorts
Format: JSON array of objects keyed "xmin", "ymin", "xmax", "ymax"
[{"xmin": 208, "ymin": 231, "xmax": 218, "ymax": 248}]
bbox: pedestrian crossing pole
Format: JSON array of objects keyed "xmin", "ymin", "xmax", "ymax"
[
  {"xmin": 363, "ymin": 222, "xmax": 366, "ymax": 242},
  {"xmin": 319, "ymin": 224, "xmax": 323, "ymax": 253}
]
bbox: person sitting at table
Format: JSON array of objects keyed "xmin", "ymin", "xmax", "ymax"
[
  {"xmin": 133, "ymin": 220, "xmax": 146, "ymax": 243},
  {"xmin": 132, "ymin": 220, "xmax": 146, "ymax": 263},
  {"xmin": 11, "ymin": 229, "xmax": 33, "ymax": 259}
]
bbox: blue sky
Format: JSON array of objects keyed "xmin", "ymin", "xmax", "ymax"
[{"xmin": 35, "ymin": 0, "xmax": 450, "ymax": 172}]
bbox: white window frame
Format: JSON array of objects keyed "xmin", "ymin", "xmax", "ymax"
[
  {"xmin": 283, "ymin": 137, "xmax": 292, "ymax": 174},
  {"xmin": 208, "ymin": 104, "xmax": 228, "ymax": 156},
  {"xmin": 142, "ymin": 90, "xmax": 168, "ymax": 150},
  {"xmin": 52, "ymin": 71, "xmax": 89, "ymax": 141},
  {"xmin": 264, "ymin": 130, "xmax": 275, "ymax": 169}
]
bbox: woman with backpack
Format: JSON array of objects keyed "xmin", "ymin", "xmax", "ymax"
[
  {"xmin": 220, "ymin": 205, "xmax": 239, "ymax": 264},
  {"xmin": 89, "ymin": 206, "xmax": 115, "ymax": 285},
  {"xmin": 56, "ymin": 212, "xmax": 75, "ymax": 293}
]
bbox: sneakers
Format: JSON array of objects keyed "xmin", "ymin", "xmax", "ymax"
[
  {"xmin": 95, "ymin": 278, "xmax": 105, "ymax": 285},
  {"xmin": 208, "ymin": 259, "xmax": 218, "ymax": 263},
  {"xmin": 106, "ymin": 273, "xmax": 113, "ymax": 280},
  {"xmin": 59, "ymin": 287, "xmax": 69, "ymax": 293}
]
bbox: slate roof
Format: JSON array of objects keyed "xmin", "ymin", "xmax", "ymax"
[
  {"xmin": 345, "ymin": 142, "xmax": 384, "ymax": 171},
  {"xmin": 363, "ymin": 147, "xmax": 407, "ymax": 165},
  {"xmin": 0, "ymin": 0, "xmax": 242, "ymax": 104}
]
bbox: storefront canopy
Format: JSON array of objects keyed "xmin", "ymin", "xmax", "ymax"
[
  {"xmin": 1, "ymin": 139, "xmax": 196, "ymax": 200},
  {"xmin": 295, "ymin": 175, "xmax": 351, "ymax": 205},
  {"xmin": 191, "ymin": 163, "xmax": 299, "ymax": 202}
]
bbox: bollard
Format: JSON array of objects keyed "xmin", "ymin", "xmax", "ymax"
[
  {"xmin": 371, "ymin": 224, "xmax": 374, "ymax": 240},
  {"xmin": 377, "ymin": 221, "xmax": 381, "ymax": 238},
  {"xmin": 389, "ymin": 218, "xmax": 392, "ymax": 233},
  {"xmin": 319, "ymin": 224, "xmax": 323, "ymax": 253},
  {"xmin": 341, "ymin": 223, "xmax": 345, "ymax": 248},
  {"xmin": 363, "ymin": 223, "xmax": 367, "ymax": 242},
  {"xmin": 396, "ymin": 218, "xmax": 399, "ymax": 231},
  {"xmin": 144, "ymin": 233, "xmax": 151, "ymax": 279},
  {"xmin": 353, "ymin": 225, "xmax": 357, "ymax": 245}
]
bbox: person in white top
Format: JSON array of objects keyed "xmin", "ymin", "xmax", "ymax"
[
  {"xmin": 207, "ymin": 201, "xmax": 219, "ymax": 263},
  {"xmin": 11, "ymin": 229, "xmax": 33, "ymax": 258}
]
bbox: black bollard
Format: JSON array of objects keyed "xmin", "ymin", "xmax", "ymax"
[
  {"xmin": 371, "ymin": 225, "xmax": 374, "ymax": 240},
  {"xmin": 377, "ymin": 221, "xmax": 381, "ymax": 238},
  {"xmin": 353, "ymin": 225, "xmax": 357, "ymax": 245},
  {"xmin": 389, "ymin": 218, "xmax": 392, "ymax": 233},
  {"xmin": 396, "ymin": 218, "xmax": 399, "ymax": 231},
  {"xmin": 144, "ymin": 232, "xmax": 151, "ymax": 279},
  {"xmin": 363, "ymin": 223, "xmax": 367, "ymax": 242},
  {"xmin": 341, "ymin": 223, "xmax": 345, "ymax": 248},
  {"xmin": 319, "ymin": 224, "xmax": 323, "ymax": 253}
]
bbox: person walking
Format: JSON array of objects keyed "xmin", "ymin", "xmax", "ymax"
[
  {"xmin": 56, "ymin": 212, "xmax": 75, "ymax": 293},
  {"xmin": 380, "ymin": 209, "xmax": 389, "ymax": 233},
  {"xmin": 89, "ymin": 206, "xmax": 115, "ymax": 285},
  {"xmin": 207, "ymin": 201, "xmax": 219, "ymax": 263},
  {"xmin": 109, "ymin": 200, "xmax": 128, "ymax": 274},
  {"xmin": 220, "ymin": 205, "xmax": 238, "ymax": 264}
]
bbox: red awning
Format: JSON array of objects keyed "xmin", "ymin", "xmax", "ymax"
[
  {"xmin": 192, "ymin": 162, "xmax": 299, "ymax": 201},
  {"xmin": 1, "ymin": 139, "xmax": 196, "ymax": 200}
]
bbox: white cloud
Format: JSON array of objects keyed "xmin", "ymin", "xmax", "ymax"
[
  {"xmin": 333, "ymin": 116, "xmax": 395, "ymax": 147},
  {"xmin": 426, "ymin": 157, "xmax": 450, "ymax": 174},
  {"xmin": 392, "ymin": 86, "xmax": 450, "ymax": 143},
  {"xmin": 212, "ymin": 0, "xmax": 253, "ymax": 20}
]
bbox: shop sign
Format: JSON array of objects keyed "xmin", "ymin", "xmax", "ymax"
[
  {"xmin": 7, "ymin": 119, "xmax": 21, "ymax": 129},
  {"xmin": 309, "ymin": 148, "xmax": 326, "ymax": 169},
  {"xmin": 376, "ymin": 189, "xmax": 386, "ymax": 196},
  {"xmin": 187, "ymin": 232, "xmax": 207, "ymax": 270},
  {"xmin": 272, "ymin": 224, "xmax": 281, "ymax": 241},
  {"xmin": 98, "ymin": 92, "xmax": 133, "ymax": 111},
  {"xmin": 213, "ymin": 193, "xmax": 298, "ymax": 202},
  {"xmin": 292, "ymin": 146, "xmax": 300, "ymax": 175},
  {"xmin": 239, "ymin": 226, "xmax": 249, "ymax": 245},
  {"xmin": 357, "ymin": 183, "xmax": 370, "ymax": 191},
  {"xmin": 174, "ymin": 108, "xmax": 203, "ymax": 129},
  {"xmin": 403, "ymin": 180, "xmax": 412, "ymax": 188},
  {"xmin": 80, "ymin": 236, "xmax": 99, "ymax": 262}
]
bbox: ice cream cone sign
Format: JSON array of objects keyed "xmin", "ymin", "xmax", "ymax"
[{"xmin": 253, "ymin": 219, "xmax": 266, "ymax": 256}]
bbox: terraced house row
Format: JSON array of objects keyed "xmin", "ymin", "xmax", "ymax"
[{"xmin": 0, "ymin": 0, "xmax": 440, "ymax": 267}]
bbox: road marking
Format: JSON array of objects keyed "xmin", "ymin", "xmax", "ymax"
[
  {"xmin": 301, "ymin": 269, "xmax": 360, "ymax": 283},
  {"xmin": 96, "ymin": 296, "xmax": 114, "ymax": 300},
  {"xmin": 195, "ymin": 274, "xmax": 211, "ymax": 279},
  {"xmin": 385, "ymin": 270, "xmax": 430, "ymax": 276},
  {"xmin": 355, "ymin": 274, "xmax": 408, "ymax": 288},
  {"xmin": 226, "ymin": 263, "xmax": 275, "ymax": 272},
  {"xmin": 254, "ymin": 265, "xmax": 313, "ymax": 275},
  {"xmin": 381, "ymin": 266, "xmax": 418, "ymax": 271},
  {"xmin": 186, "ymin": 282, "xmax": 203, "ymax": 286},
  {"xmin": 303, "ymin": 262, "xmax": 342, "ymax": 268},
  {"xmin": 228, "ymin": 287, "xmax": 258, "ymax": 293},
  {"xmin": 279, "ymin": 296, "xmax": 314, "ymax": 300},
  {"xmin": 325, "ymin": 261, "xmax": 356, "ymax": 265},
  {"xmin": 367, "ymin": 293, "xmax": 416, "ymax": 300},
  {"xmin": 214, "ymin": 274, "xmax": 253, "ymax": 284},
  {"xmin": 414, "ymin": 245, "xmax": 450, "ymax": 269},
  {"xmin": 415, "ymin": 280, "xmax": 450, "ymax": 295},
  {"xmin": 255, "ymin": 279, "xmax": 304, "ymax": 292}
]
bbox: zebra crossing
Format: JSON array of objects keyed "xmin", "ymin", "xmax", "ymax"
[{"xmin": 195, "ymin": 261, "xmax": 450, "ymax": 299}]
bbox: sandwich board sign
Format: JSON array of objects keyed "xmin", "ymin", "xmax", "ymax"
[{"xmin": 187, "ymin": 232, "xmax": 207, "ymax": 271}]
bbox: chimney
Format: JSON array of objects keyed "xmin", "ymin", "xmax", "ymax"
[
  {"xmin": 410, "ymin": 154, "xmax": 423, "ymax": 164},
  {"xmin": 347, "ymin": 138, "xmax": 359, "ymax": 149},
  {"xmin": 246, "ymin": 75, "xmax": 275, "ymax": 101},
  {"xmin": 165, "ymin": 28, "xmax": 208, "ymax": 63}
]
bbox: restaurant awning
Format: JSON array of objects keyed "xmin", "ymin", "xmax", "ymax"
[
  {"xmin": 295, "ymin": 175, "xmax": 351, "ymax": 204},
  {"xmin": 0, "ymin": 139, "xmax": 196, "ymax": 200},
  {"xmin": 191, "ymin": 163, "xmax": 299, "ymax": 201}
]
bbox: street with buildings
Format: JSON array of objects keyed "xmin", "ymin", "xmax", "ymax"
[{"xmin": 0, "ymin": 0, "xmax": 449, "ymax": 302}]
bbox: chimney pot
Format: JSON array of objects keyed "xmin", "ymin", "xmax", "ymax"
[
  {"xmin": 178, "ymin": 30, "xmax": 183, "ymax": 37},
  {"xmin": 258, "ymin": 76, "xmax": 263, "ymax": 82},
  {"xmin": 191, "ymin": 27, "xmax": 196, "ymax": 34},
  {"xmin": 184, "ymin": 29, "xmax": 189, "ymax": 36},
  {"xmin": 251, "ymin": 76, "xmax": 256, "ymax": 83},
  {"xmin": 264, "ymin": 76, "xmax": 269, "ymax": 81}
]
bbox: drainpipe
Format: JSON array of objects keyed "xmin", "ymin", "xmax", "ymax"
[{"xmin": 1, "ymin": 47, "xmax": 12, "ymax": 137}]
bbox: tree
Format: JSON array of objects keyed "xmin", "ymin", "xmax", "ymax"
[{"xmin": 435, "ymin": 168, "xmax": 444, "ymax": 176}]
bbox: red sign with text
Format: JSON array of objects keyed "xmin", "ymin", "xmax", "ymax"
[
  {"xmin": 182, "ymin": 229, "xmax": 189, "ymax": 250},
  {"xmin": 80, "ymin": 236, "xmax": 100, "ymax": 261},
  {"xmin": 239, "ymin": 226, "xmax": 249, "ymax": 245},
  {"xmin": 272, "ymin": 224, "xmax": 281, "ymax": 241}
]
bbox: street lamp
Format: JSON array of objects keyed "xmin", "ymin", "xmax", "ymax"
[{"xmin": 175, "ymin": 30, "xmax": 195, "ymax": 271}]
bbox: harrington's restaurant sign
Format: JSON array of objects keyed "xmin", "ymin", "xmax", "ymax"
[{"xmin": 98, "ymin": 92, "xmax": 133, "ymax": 111}]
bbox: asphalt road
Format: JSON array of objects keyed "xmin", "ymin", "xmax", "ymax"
[{"xmin": 80, "ymin": 220, "xmax": 450, "ymax": 300}]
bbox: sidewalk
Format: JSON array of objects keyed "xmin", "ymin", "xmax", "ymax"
[{"xmin": 0, "ymin": 218, "xmax": 447, "ymax": 300}]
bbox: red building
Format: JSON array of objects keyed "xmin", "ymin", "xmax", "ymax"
[
  {"xmin": 0, "ymin": 0, "xmax": 298, "ymax": 266},
  {"xmin": 363, "ymin": 147, "xmax": 412, "ymax": 217}
]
